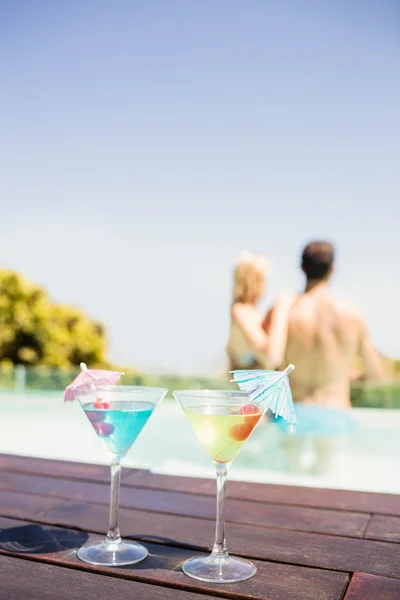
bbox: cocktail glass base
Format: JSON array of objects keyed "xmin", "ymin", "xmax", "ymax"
[
  {"xmin": 77, "ymin": 540, "xmax": 148, "ymax": 566},
  {"xmin": 182, "ymin": 553, "xmax": 257, "ymax": 583}
]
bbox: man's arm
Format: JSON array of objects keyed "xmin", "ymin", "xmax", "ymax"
[{"xmin": 358, "ymin": 320, "xmax": 384, "ymax": 381}]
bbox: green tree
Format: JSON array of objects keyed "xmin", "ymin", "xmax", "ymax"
[{"xmin": 0, "ymin": 268, "xmax": 108, "ymax": 367}]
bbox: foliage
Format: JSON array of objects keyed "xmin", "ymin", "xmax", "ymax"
[
  {"xmin": 120, "ymin": 372, "xmax": 237, "ymax": 393},
  {"xmin": 350, "ymin": 381, "xmax": 400, "ymax": 409},
  {"xmin": 381, "ymin": 355, "xmax": 400, "ymax": 378},
  {"xmin": 0, "ymin": 268, "xmax": 108, "ymax": 368},
  {"xmin": 1, "ymin": 363, "xmax": 400, "ymax": 409}
]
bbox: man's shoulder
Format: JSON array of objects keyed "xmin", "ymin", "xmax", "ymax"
[{"xmin": 330, "ymin": 296, "xmax": 363, "ymax": 320}]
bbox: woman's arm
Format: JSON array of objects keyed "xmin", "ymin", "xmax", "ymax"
[
  {"xmin": 262, "ymin": 293, "xmax": 296, "ymax": 369},
  {"xmin": 232, "ymin": 303, "xmax": 269, "ymax": 352}
]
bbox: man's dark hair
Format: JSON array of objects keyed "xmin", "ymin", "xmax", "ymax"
[{"xmin": 301, "ymin": 241, "xmax": 335, "ymax": 280}]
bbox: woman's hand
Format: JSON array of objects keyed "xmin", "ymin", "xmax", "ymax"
[
  {"xmin": 275, "ymin": 292, "xmax": 297, "ymax": 310},
  {"xmin": 262, "ymin": 292, "xmax": 297, "ymax": 368},
  {"xmin": 232, "ymin": 303, "xmax": 269, "ymax": 352}
]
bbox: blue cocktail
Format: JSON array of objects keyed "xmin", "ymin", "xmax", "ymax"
[
  {"xmin": 71, "ymin": 385, "xmax": 167, "ymax": 567},
  {"xmin": 83, "ymin": 400, "xmax": 155, "ymax": 455}
]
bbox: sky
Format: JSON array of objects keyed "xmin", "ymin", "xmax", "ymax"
[{"xmin": 0, "ymin": 0, "xmax": 399, "ymax": 373}]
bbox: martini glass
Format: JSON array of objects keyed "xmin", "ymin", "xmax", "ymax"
[
  {"xmin": 173, "ymin": 389, "xmax": 263, "ymax": 583},
  {"xmin": 72, "ymin": 384, "xmax": 167, "ymax": 566}
]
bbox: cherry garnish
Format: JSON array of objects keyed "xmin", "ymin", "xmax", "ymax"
[
  {"xmin": 239, "ymin": 404, "xmax": 259, "ymax": 415},
  {"xmin": 240, "ymin": 403, "xmax": 262, "ymax": 428},
  {"xmin": 92, "ymin": 422, "xmax": 114, "ymax": 437},
  {"xmin": 94, "ymin": 397, "xmax": 111, "ymax": 409},
  {"xmin": 86, "ymin": 411, "xmax": 106, "ymax": 424},
  {"xmin": 229, "ymin": 423, "xmax": 253, "ymax": 442},
  {"xmin": 228, "ymin": 404, "xmax": 262, "ymax": 441}
]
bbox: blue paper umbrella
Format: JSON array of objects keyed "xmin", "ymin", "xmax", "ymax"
[{"xmin": 231, "ymin": 364, "xmax": 297, "ymax": 426}]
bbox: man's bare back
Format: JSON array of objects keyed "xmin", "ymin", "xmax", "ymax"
[
  {"xmin": 282, "ymin": 287, "xmax": 381, "ymax": 409},
  {"xmin": 263, "ymin": 242, "xmax": 383, "ymax": 411}
]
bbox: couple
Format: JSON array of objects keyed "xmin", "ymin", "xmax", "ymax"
[
  {"xmin": 227, "ymin": 241, "xmax": 383, "ymax": 417},
  {"xmin": 227, "ymin": 241, "xmax": 383, "ymax": 473}
]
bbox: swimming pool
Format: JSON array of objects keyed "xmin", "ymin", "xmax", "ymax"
[{"xmin": 1, "ymin": 391, "xmax": 399, "ymax": 494}]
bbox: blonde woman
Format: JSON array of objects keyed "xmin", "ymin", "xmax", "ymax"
[{"xmin": 226, "ymin": 252, "xmax": 295, "ymax": 371}]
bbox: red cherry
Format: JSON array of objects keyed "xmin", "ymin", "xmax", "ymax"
[
  {"xmin": 86, "ymin": 411, "xmax": 106, "ymax": 424},
  {"xmin": 245, "ymin": 413, "xmax": 262, "ymax": 429},
  {"xmin": 240, "ymin": 404, "xmax": 259, "ymax": 415},
  {"xmin": 94, "ymin": 397, "xmax": 104, "ymax": 409},
  {"xmin": 101, "ymin": 400, "xmax": 111, "ymax": 409},
  {"xmin": 92, "ymin": 422, "xmax": 114, "ymax": 437},
  {"xmin": 240, "ymin": 404, "xmax": 262, "ymax": 429},
  {"xmin": 229, "ymin": 423, "xmax": 253, "ymax": 442}
]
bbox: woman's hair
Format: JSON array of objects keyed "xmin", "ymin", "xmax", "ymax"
[{"xmin": 232, "ymin": 252, "xmax": 268, "ymax": 303}]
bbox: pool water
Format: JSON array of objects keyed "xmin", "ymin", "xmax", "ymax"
[{"xmin": 1, "ymin": 391, "xmax": 399, "ymax": 494}]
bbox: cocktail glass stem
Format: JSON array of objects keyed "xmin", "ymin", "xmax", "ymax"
[
  {"xmin": 106, "ymin": 458, "xmax": 122, "ymax": 545},
  {"xmin": 172, "ymin": 389, "xmax": 257, "ymax": 582},
  {"xmin": 72, "ymin": 384, "xmax": 166, "ymax": 566},
  {"xmin": 212, "ymin": 466, "xmax": 228, "ymax": 558}
]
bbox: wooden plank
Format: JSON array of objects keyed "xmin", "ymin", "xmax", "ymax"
[
  {"xmin": 123, "ymin": 470, "xmax": 400, "ymax": 516},
  {"xmin": 2, "ymin": 454, "xmax": 399, "ymax": 517},
  {"xmin": 40, "ymin": 500, "xmax": 400, "ymax": 579},
  {"xmin": 0, "ymin": 554, "xmax": 217, "ymax": 600},
  {"xmin": 0, "ymin": 471, "xmax": 370, "ymax": 538},
  {"xmin": 0, "ymin": 475, "xmax": 396, "ymax": 579},
  {"xmin": 0, "ymin": 517, "xmax": 349, "ymax": 600},
  {"xmin": 0, "ymin": 453, "xmax": 115, "ymax": 483},
  {"xmin": 0, "ymin": 516, "xmax": 90, "ymax": 554},
  {"xmin": 364, "ymin": 515, "xmax": 400, "ymax": 543},
  {"xmin": 344, "ymin": 572, "xmax": 400, "ymax": 599},
  {"xmin": 0, "ymin": 489, "xmax": 59, "ymax": 520}
]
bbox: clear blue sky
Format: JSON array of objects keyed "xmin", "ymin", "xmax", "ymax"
[{"xmin": 1, "ymin": 0, "xmax": 399, "ymax": 373}]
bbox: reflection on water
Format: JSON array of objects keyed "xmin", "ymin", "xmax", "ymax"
[{"xmin": 275, "ymin": 404, "xmax": 357, "ymax": 476}]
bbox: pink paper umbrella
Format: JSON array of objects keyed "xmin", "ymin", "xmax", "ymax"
[{"xmin": 64, "ymin": 362, "xmax": 124, "ymax": 402}]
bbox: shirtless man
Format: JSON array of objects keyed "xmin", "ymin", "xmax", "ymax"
[
  {"xmin": 262, "ymin": 241, "xmax": 383, "ymax": 473},
  {"xmin": 263, "ymin": 241, "xmax": 383, "ymax": 409}
]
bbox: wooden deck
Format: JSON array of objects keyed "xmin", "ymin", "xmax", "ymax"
[{"xmin": 0, "ymin": 453, "xmax": 399, "ymax": 599}]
